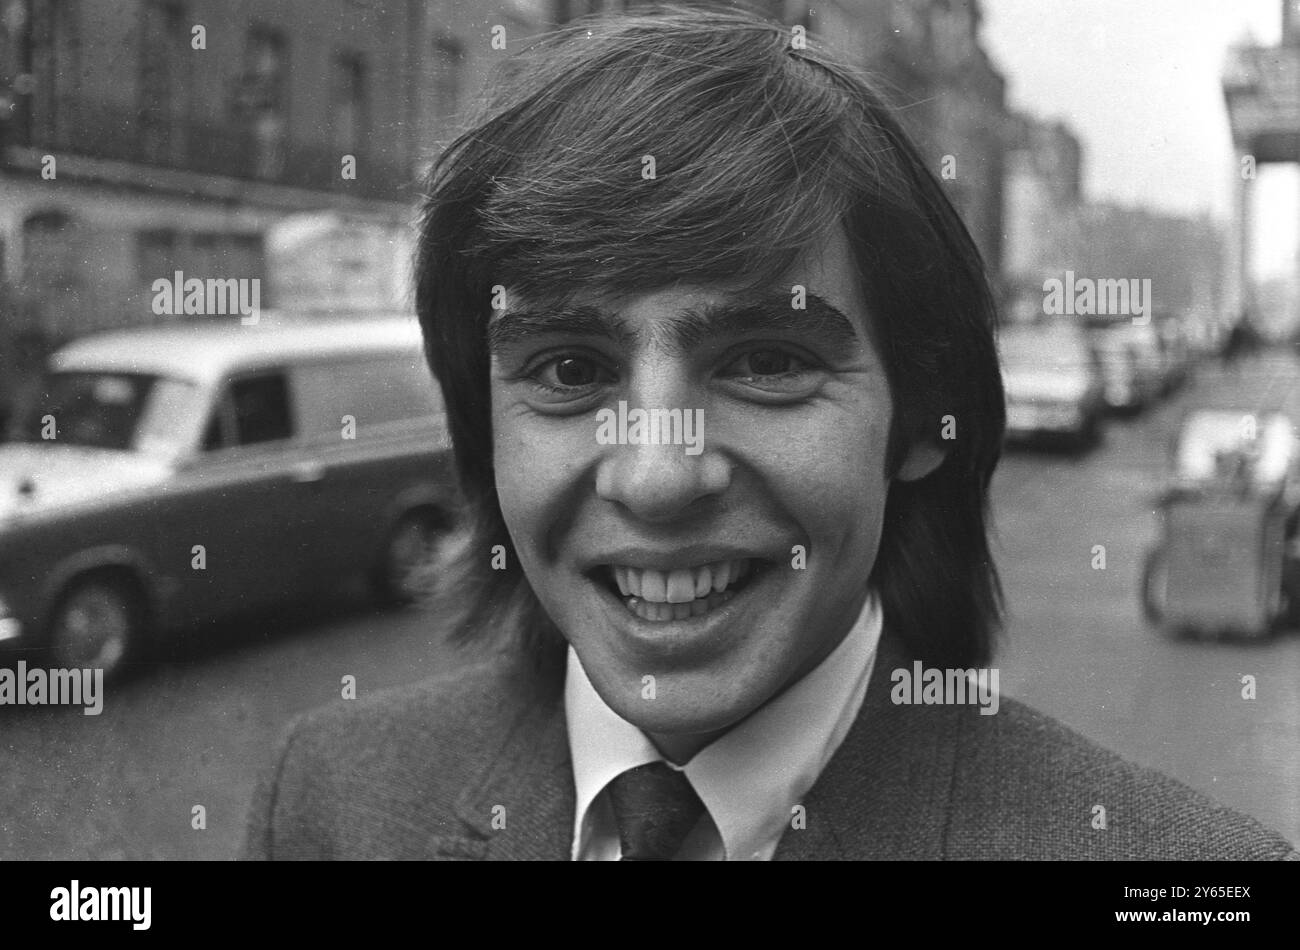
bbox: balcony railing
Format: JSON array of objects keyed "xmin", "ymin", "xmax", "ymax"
[{"xmin": 6, "ymin": 97, "xmax": 415, "ymax": 202}]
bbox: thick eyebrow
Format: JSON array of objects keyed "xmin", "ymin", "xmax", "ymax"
[
  {"xmin": 486, "ymin": 306, "xmax": 635, "ymax": 353},
  {"xmin": 486, "ymin": 291, "xmax": 864, "ymax": 355},
  {"xmin": 672, "ymin": 293, "xmax": 864, "ymax": 354}
]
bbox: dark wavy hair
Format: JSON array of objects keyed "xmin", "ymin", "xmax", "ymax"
[{"xmin": 414, "ymin": 5, "xmax": 1005, "ymax": 669}]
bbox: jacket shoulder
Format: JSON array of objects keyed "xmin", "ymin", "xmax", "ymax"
[
  {"xmin": 240, "ymin": 653, "xmax": 559, "ymax": 860},
  {"xmin": 944, "ymin": 696, "xmax": 1297, "ymax": 860}
]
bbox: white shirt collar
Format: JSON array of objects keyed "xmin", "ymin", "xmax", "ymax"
[{"xmin": 565, "ymin": 588, "xmax": 882, "ymax": 860}]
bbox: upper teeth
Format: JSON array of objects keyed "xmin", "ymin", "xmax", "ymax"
[{"xmin": 612, "ymin": 560, "xmax": 753, "ymax": 603}]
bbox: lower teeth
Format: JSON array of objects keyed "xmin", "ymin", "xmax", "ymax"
[{"xmin": 623, "ymin": 588, "xmax": 736, "ymax": 622}]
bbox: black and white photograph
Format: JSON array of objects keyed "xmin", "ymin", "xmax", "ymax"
[{"xmin": 1, "ymin": 0, "xmax": 1298, "ymax": 916}]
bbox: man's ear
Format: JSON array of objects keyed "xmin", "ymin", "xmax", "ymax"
[{"xmin": 895, "ymin": 440, "xmax": 948, "ymax": 482}]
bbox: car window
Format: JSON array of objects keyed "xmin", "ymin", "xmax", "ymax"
[
  {"xmin": 292, "ymin": 352, "xmax": 444, "ymax": 441},
  {"xmin": 232, "ymin": 374, "xmax": 292, "ymax": 445},
  {"xmin": 13, "ymin": 372, "xmax": 144, "ymax": 450},
  {"xmin": 998, "ymin": 327, "xmax": 1091, "ymax": 372},
  {"xmin": 11, "ymin": 370, "xmax": 201, "ymax": 456},
  {"xmin": 204, "ymin": 373, "xmax": 293, "ymax": 449}
]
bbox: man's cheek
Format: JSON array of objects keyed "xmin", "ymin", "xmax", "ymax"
[
  {"xmin": 495, "ymin": 438, "xmax": 589, "ymax": 559},
  {"xmin": 497, "ymin": 473, "xmax": 553, "ymax": 549},
  {"xmin": 760, "ymin": 446, "xmax": 884, "ymax": 522}
]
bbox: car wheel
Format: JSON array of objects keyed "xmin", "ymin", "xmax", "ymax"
[
  {"xmin": 48, "ymin": 577, "xmax": 142, "ymax": 678},
  {"xmin": 375, "ymin": 510, "xmax": 443, "ymax": 605},
  {"xmin": 1140, "ymin": 547, "xmax": 1168, "ymax": 627}
]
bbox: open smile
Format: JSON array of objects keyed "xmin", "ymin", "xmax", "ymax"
[{"xmin": 600, "ymin": 558, "xmax": 768, "ymax": 622}]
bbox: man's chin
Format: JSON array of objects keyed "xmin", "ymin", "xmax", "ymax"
[{"xmin": 594, "ymin": 666, "xmax": 769, "ymax": 739}]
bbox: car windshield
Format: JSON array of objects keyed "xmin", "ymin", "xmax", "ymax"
[
  {"xmin": 999, "ymin": 327, "xmax": 1092, "ymax": 373},
  {"xmin": 10, "ymin": 371, "xmax": 203, "ymax": 457}
]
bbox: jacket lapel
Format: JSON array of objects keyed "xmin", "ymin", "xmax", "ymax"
[
  {"xmin": 426, "ymin": 632, "xmax": 961, "ymax": 861},
  {"xmin": 441, "ymin": 677, "xmax": 575, "ymax": 861},
  {"xmin": 774, "ymin": 633, "xmax": 960, "ymax": 860}
]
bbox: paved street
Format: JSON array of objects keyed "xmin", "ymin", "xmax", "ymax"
[
  {"xmin": 2, "ymin": 351, "xmax": 1298, "ymax": 859},
  {"xmin": 992, "ymin": 349, "xmax": 1300, "ymax": 849}
]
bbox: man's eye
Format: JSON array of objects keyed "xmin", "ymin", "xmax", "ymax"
[
  {"xmin": 529, "ymin": 355, "xmax": 614, "ymax": 392},
  {"xmin": 717, "ymin": 346, "xmax": 826, "ymax": 399},
  {"xmin": 721, "ymin": 348, "xmax": 809, "ymax": 380}
]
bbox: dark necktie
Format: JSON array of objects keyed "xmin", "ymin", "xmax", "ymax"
[{"xmin": 606, "ymin": 761, "xmax": 706, "ymax": 861}]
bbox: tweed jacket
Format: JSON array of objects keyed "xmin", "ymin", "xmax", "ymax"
[{"xmin": 241, "ymin": 632, "xmax": 1298, "ymax": 860}]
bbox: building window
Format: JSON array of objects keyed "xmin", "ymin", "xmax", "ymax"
[
  {"xmin": 549, "ymin": 1, "xmax": 653, "ymax": 23},
  {"xmin": 1286, "ymin": 0, "xmax": 1300, "ymax": 43},
  {"xmin": 136, "ymin": 228, "xmax": 178, "ymax": 283},
  {"xmin": 331, "ymin": 51, "xmax": 367, "ymax": 157},
  {"xmin": 22, "ymin": 210, "xmax": 77, "ymax": 288},
  {"xmin": 237, "ymin": 24, "xmax": 289, "ymax": 179},
  {"xmin": 555, "ymin": 0, "xmax": 603, "ymax": 22},
  {"xmin": 430, "ymin": 33, "xmax": 463, "ymax": 129},
  {"xmin": 30, "ymin": 0, "xmax": 80, "ymax": 144},
  {"xmin": 139, "ymin": 0, "xmax": 190, "ymax": 165},
  {"xmin": 930, "ymin": 0, "xmax": 973, "ymax": 67},
  {"xmin": 507, "ymin": 0, "xmax": 555, "ymax": 19}
]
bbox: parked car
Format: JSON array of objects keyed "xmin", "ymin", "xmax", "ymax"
[
  {"xmin": 1085, "ymin": 317, "xmax": 1163, "ymax": 414},
  {"xmin": 0, "ymin": 315, "xmax": 460, "ymax": 679},
  {"xmin": 998, "ymin": 322, "xmax": 1107, "ymax": 449},
  {"xmin": 1151, "ymin": 311, "xmax": 1194, "ymax": 394}
]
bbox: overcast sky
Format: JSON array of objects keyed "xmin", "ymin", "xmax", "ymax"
[{"xmin": 981, "ymin": 0, "xmax": 1293, "ymax": 273}]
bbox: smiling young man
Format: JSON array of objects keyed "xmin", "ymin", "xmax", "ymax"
[{"xmin": 242, "ymin": 8, "xmax": 1297, "ymax": 861}]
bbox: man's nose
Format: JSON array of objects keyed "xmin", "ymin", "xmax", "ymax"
[{"xmin": 594, "ymin": 411, "xmax": 731, "ymax": 523}]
